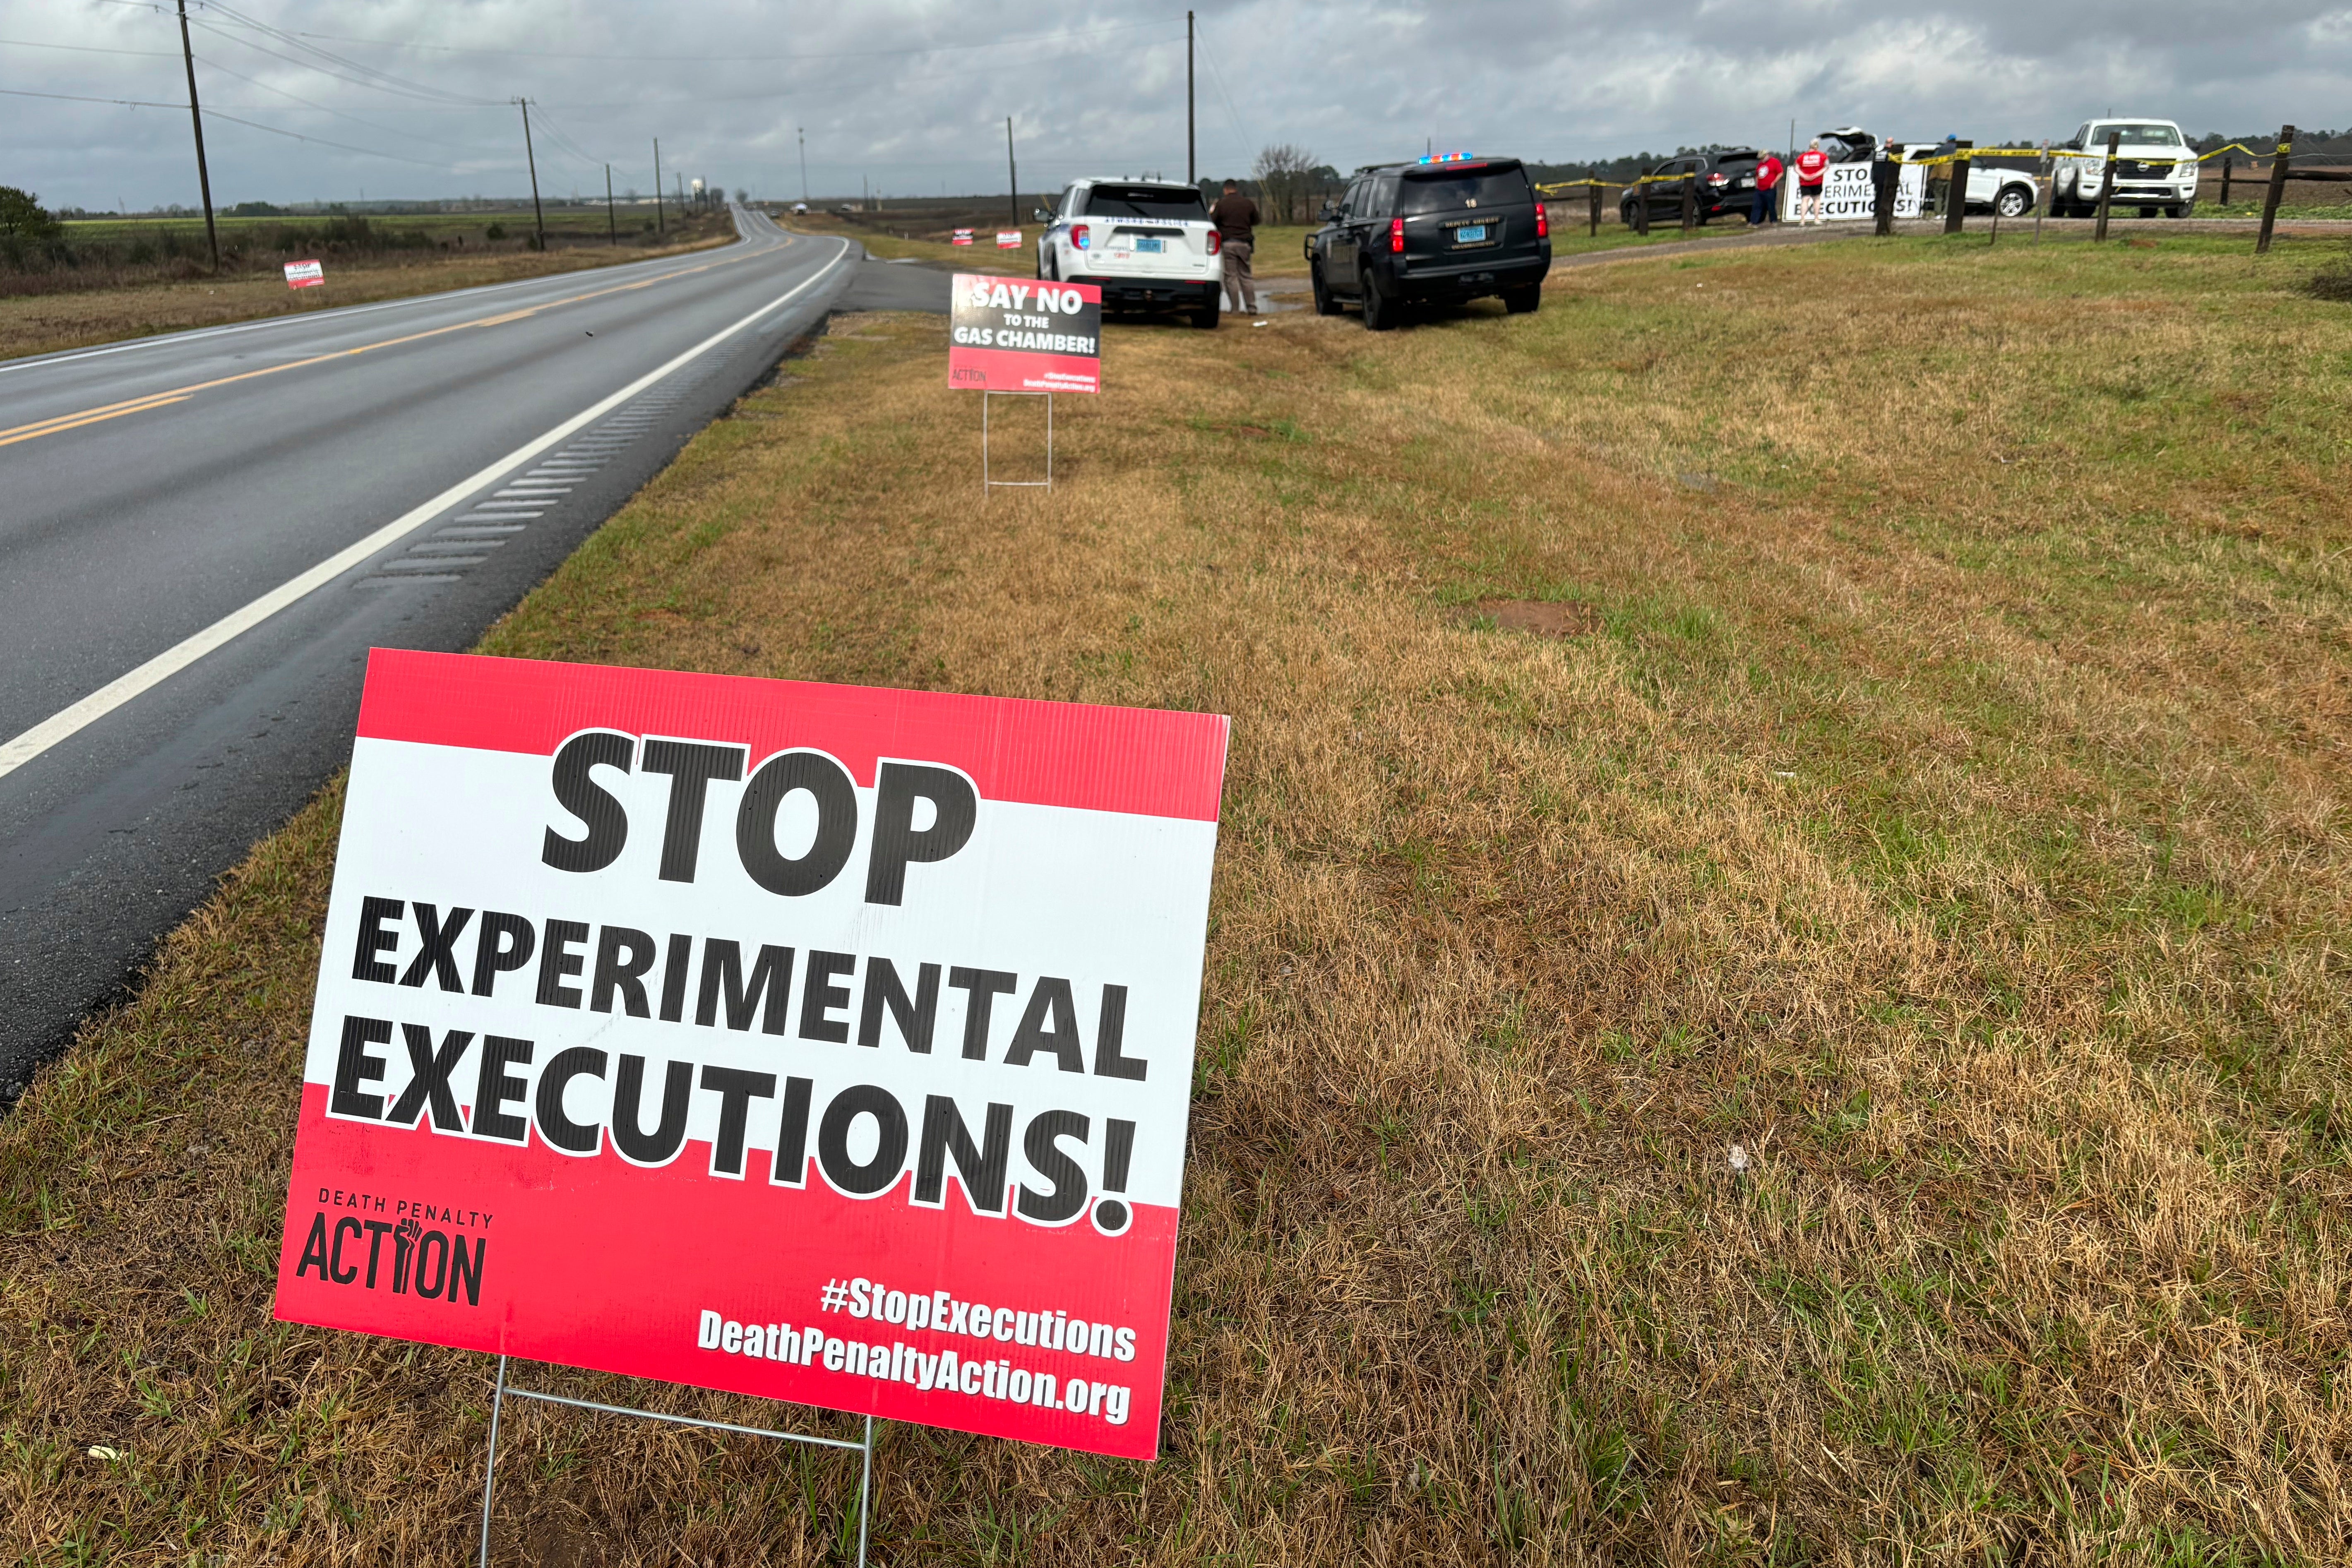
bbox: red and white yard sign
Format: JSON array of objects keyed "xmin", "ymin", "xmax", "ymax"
[
  {"xmin": 951, "ymin": 228, "xmax": 975, "ymax": 246},
  {"xmin": 995, "ymin": 230, "xmax": 1022, "ymax": 249},
  {"xmin": 284, "ymin": 259, "xmax": 324, "ymax": 288},
  {"xmin": 274, "ymin": 650, "xmax": 1227, "ymax": 1460},
  {"xmin": 947, "ymin": 273, "xmax": 1102, "ymax": 394}
]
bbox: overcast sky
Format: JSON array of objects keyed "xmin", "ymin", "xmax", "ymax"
[{"xmin": 5, "ymin": 1, "xmax": 2345, "ymax": 210}]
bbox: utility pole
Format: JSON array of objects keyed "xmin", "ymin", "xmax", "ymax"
[
  {"xmin": 174, "ymin": 0, "xmax": 219, "ymax": 271},
  {"xmin": 605, "ymin": 163, "xmax": 616, "ymax": 245},
  {"xmin": 517, "ymin": 98, "xmax": 545, "ymax": 250},
  {"xmin": 1006, "ymin": 116, "xmax": 1019, "ymax": 225},
  {"xmin": 653, "ymin": 138, "xmax": 665, "ymax": 233},
  {"xmin": 1186, "ymin": 11, "xmax": 1196, "ymax": 186},
  {"xmin": 799, "ymin": 127, "xmax": 808, "ymax": 203}
]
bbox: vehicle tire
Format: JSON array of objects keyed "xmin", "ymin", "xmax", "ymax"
[
  {"xmin": 2169, "ymin": 201, "xmax": 2196, "ymax": 219},
  {"xmin": 1192, "ymin": 298, "xmax": 1220, "ymax": 330},
  {"xmin": 1503, "ymin": 284, "xmax": 1541, "ymax": 315},
  {"xmin": 1994, "ymin": 186, "xmax": 2031, "ymax": 218},
  {"xmin": 2137, "ymin": 206, "xmax": 2157, "ymax": 219},
  {"xmin": 1311, "ymin": 263, "xmax": 1339, "ymax": 316},
  {"xmin": 1360, "ymin": 268, "xmax": 1395, "ymax": 331}
]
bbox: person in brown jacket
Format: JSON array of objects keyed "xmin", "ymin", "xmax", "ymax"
[{"xmin": 1208, "ymin": 178, "xmax": 1259, "ymax": 316}]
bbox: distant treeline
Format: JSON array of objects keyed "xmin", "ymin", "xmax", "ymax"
[{"xmin": 1, "ymin": 213, "xmax": 442, "ymax": 286}]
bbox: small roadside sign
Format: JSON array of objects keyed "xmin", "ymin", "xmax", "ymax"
[
  {"xmin": 996, "ymin": 230, "xmax": 1022, "ymax": 249},
  {"xmin": 948, "ymin": 274, "xmax": 1102, "ymax": 394},
  {"xmin": 273, "ymin": 649, "xmax": 1225, "ymax": 1460},
  {"xmin": 951, "ymin": 229, "xmax": 975, "ymax": 246},
  {"xmin": 284, "ymin": 259, "xmax": 325, "ymax": 288}
]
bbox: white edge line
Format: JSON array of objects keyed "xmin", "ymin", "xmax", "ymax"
[
  {"xmin": 0, "ymin": 236, "xmax": 851, "ymax": 782},
  {"xmin": 0, "ymin": 208, "xmax": 792, "ymax": 380}
]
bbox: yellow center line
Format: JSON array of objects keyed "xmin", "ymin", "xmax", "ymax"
[
  {"xmin": 1, "ymin": 243, "xmax": 769, "ymax": 449},
  {"xmin": 0, "ymin": 396, "xmax": 193, "ymax": 449}
]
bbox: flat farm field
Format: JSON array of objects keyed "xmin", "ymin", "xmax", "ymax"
[{"xmin": 4, "ymin": 230, "xmax": 2349, "ymax": 1563}]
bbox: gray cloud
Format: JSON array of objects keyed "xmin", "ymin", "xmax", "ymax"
[{"xmin": 3, "ymin": 0, "xmax": 2340, "ymax": 210}]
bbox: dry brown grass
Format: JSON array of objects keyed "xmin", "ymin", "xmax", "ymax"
[
  {"xmin": 0, "ymin": 226, "xmax": 735, "ymax": 364},
  {"xmin": 4, "ymin": 231, "xmax": 2350, "ymax": 1564}
]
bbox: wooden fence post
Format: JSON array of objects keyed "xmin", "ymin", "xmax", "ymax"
[
  {"xmin": 1588, "ymin": 179, "xmax": 1600, "ymax": 237},
  {"xmin": 1943, "ymin": 140, "xmax": 1972, "ymax": 234},
  {"xmin": 1680, "ymin": 167, "xmax": 1696, "ymax": 234},
  {"xmin": 1874, "ymin": 149, "xmax": 1896, "ymax": 236},
  {"xmin": 2258, "ymin": 125, "xmax": 2294, "ymax": 255},
  {"xmin": 2093, "ymin": 130, "xmax": 2119, "ymax": 241},
  {"xmin": 1635, "ymin": 180, "xmax": 1649, "ymax": 235},
  {"xmin": 2219, "ymin": 155, "xmax": 2232, "ymax": 207}
]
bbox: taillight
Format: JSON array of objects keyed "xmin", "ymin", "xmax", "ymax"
[
  {"xmin": 1072, "ymin": 224, "xmax": 1090, "ymax": 250},
  {"xmin": 1389, "ymin": 217, "xmax": 1405, "ymax": 252},
  {"xmin": 1534, "ymin": 202, "xmax": 1549, "ymax": 238},
  {"xmin": 1207, "ymin": 229, "xmax": 1221, "ymax": 255}
]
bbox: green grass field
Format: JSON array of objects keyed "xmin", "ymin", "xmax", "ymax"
[{"xmin": 3, "ymin": 228, "xmax": 2349, "ymax": 1563}]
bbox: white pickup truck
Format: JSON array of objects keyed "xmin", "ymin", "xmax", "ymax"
[
  {"xmin": 2049, "ymin": 118, "xmax": 2200, "ymax": 217},
  {"xmin": 1888, "ymin": 143, "xmax": 2042, "ymax": 217},
  {"xmin": 1035, "ymin": 178, "xmax": 1223, "ymax": 329}
]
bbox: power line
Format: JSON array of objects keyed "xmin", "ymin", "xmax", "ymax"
[
  {"xmin": 1190, "ymin": 19, "xmax": 1256, "ymax": 162},
  {"xmin": 0, "ymin": 87, "xmax": 470, "ymax": 170},
  {"xmin": 190, "ymin": 52, "xmax": 511, "ymax": 157},
  {"xmin": 187, "ymin": 9, "xmax": 501, "ymax": 106},
  {"xmin": 534, "ymin": 32, "xmax": 1187, "ymax": 111},
  {"xmin": 204, "ymin": 0, "xmax": 509, "ymax": 104},
  {"xmin": 199, "ymin": 107, "xmax": 464, "ymax": 168},
  {"xmin": 0, "ymin": 36, "xmax": 179, "ymax": 58},
  {"xmin": 271, "ymin": 16, "xmax": 1170, "ymax": 63}
]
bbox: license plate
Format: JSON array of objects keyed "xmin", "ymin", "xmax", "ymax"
[
  {"xmin": 1456, "ymin": 224, "xmax": 1487, "ymax": 243},
  {"xmin": 1132, "ymin": 236, "xmax": 1165, "ymax": 253}
]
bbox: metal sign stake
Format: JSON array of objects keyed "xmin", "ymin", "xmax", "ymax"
[
  {"xmin": 983, "ymin": 389, "xmax": 1053, "ymax": 495},
  {"xmin": 476, "ymin": 1354, "xmax": 876, "ymax": 1567}
]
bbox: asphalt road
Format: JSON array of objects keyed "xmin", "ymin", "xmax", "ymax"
[{"xmin": 0, "ymin": 209, "xmax": 947, "ymax": 1098}]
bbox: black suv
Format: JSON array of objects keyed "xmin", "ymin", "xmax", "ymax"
[
  {"xmin": 1616, "ymin": 149, "xmax": 1765, "ymax": 226},
  {"xmin": 1306, "ymin": 155, "xmax": 1551, "ymax": 330}
]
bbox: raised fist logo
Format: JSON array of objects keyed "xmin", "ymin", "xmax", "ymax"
[{"xmin": 392, "ymin": 1218, "xmax": 422, "ymax": 1294}]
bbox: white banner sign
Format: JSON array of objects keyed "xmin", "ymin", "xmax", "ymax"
[{"xmin": 1785, "ymin": 163, "xmax": 1924, "ymax": 222}]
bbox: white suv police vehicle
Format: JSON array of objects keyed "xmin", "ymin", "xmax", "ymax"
[
  {"xmin": 2052, "ymin": 118, "xmax": 2201, "ymax": 217},
  {"xmin": 1035, "ymin": 178, "xmax": 1223, "ymax": 329}
]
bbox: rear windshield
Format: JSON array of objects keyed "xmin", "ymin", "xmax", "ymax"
[
  {"xmin": 1397, "ymin": 166, "xmax": 1531, "ymax": 214},
  {"xmin": 1082, "ymin": 186, "xmax": 1205, "ymax": 219},
  {"xmin": 2090, "ymin": 123, "xmax": 2182, "ymax": 147}
]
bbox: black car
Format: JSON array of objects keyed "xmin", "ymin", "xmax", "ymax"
[
  {"xmin": 1616, "ymin": 149, "xmax": 1765, "ymax": 227},
  {"xmin": 1305, "ymin": 155, "xmax": 1551, "ymax": 330}
]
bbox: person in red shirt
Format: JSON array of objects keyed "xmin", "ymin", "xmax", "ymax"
[
  {"xmin": 1752, "ymin": 151, "xmax": 1783, "ymax": 225},
  {"xmin": 1794, "ymin": 140, "xmax": 1830, "ymax": 225}
]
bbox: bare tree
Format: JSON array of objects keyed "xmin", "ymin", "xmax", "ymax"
[{"xmin": 1253, "ymin": 144, "xmax": 1318, "ymax": 224}]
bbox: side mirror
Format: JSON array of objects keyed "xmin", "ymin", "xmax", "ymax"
[
  {"xmin": 1318, "ymin": 202, "xmax": 1337, "ymax": 221},
  {"xmin": 1032, "ymin": 207, "xmax": 1054, "ymax": 224}
]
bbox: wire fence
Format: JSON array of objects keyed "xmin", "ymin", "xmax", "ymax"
[{"xmin": 1533, "ymin": 127, "xmax": 2334, "ymax": 255}]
